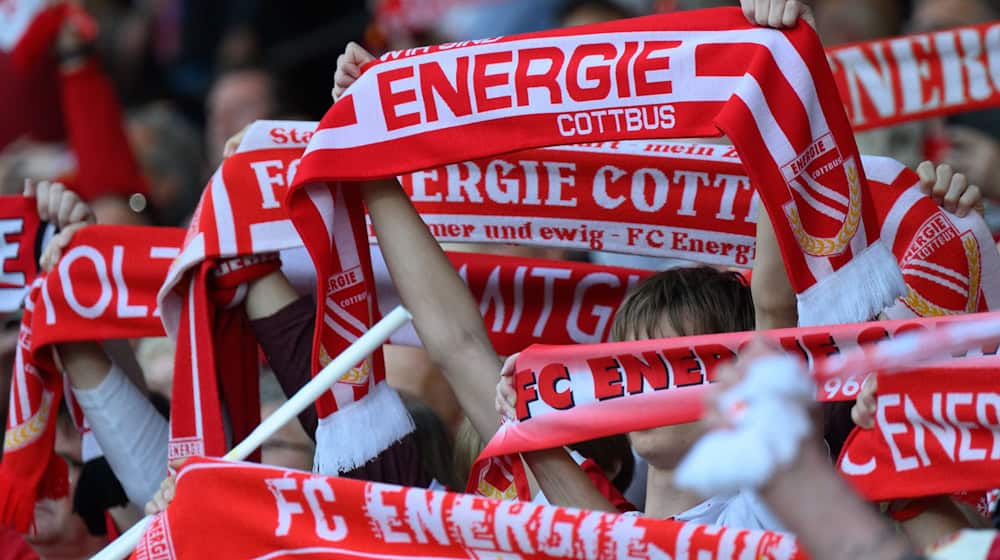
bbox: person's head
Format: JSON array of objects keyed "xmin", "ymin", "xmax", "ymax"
[
  {"xmin": 813, "ymin": 0, "xmax": 903, "ymax": 45},
  {"xmin": 28, "ymin": 406, "xmax": 103, "ymax": 555},
  {"xmin": 612, "ymin": 266, "xmax": 754, "ymax": 469},
  {"xmin": 452, "ymin": 416, "xmax": 484, "ymax": 490},
  {"xmin": 127, "ymin": 104, "xmax": 204, "ymax": 226},
  {"xmin": 205, "ymin": 67, "xmax": 278, "ymax": 166}
]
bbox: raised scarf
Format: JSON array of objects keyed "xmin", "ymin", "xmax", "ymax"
[
  {"xmin": 0, "ymin": 225, "xmax": 179, "ymax": 533},
  {"xmin": 479, "ymin": 311, "xmax": 1000, "ymax": 460},
  {"xmin": 0, "ymin": 196, "xmax": 50, "ymax": 312},
  {"xmin": 827, "ymin": 20, "xmax": 1000, "ymax": 131},
  {"xmin": 160, "ymin": 121, "xmax": 412, "ymax": 474},
  {"xmin": 0, "ymin": 0, "xmax": 68, "ymax": 72},
  {"xmin": 131, "ymin": 456, "xmax": 804, "ymax": 560},
  {"xmin": 293, "ymin": 7, "xmax": 904, "ymax": 327},
  {"xmin": 837, "ymin": 364, "xmax": 1000, "ymax": 504}
]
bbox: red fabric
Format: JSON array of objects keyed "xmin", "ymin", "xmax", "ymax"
[
  {"xmin": 478, "ymin": 312, "xmax": 1000, "ymax": 460},
  {"xmin": 838, "ymin": 366, "xmax": 1000, "ymax": 501},
  {"xmin": 0, "ymin": 197, "xmax": 45, "ymax": 312},
  {"xmin": 131, "ymin": 456, "xmax": 805, "ymax": 560},
  {"xmin": 0, "ymin": 225, "xmax": 179, "ymax": 533},
  {"xmin": 167, "ymin": 260, "xmax": 265, "ymax": 461},
  {"xmin": 4, "ymin": 2, "xmax": 66, "ymax": 73},
  {"xmin": 0, "ymin": 523, "xmax": 38, "ymax": 560},
  {"xmin": 579, "ymin": 457, "xmax": 636, "ymax": 513},
  {"xmin": 160, "ymin": 123, "xmax": 315, "ymax": 463},
  {"xmin": 294, "ymin": 8, "xmax": 899, "ymax": 327},
  {"xmin": 827, "ymin": 20, "xmax": 1000, "ymax": 131},
  {"xmin": 0, "ymin": 51, "xmax": 63, "ymax": 150},
  {"xmin": 0, "ymin": 283, "xmax": 66, "ymax": 534},
  {"xmin": 59, "ymin": 58, "xmax": 147, "ymax": 201}
]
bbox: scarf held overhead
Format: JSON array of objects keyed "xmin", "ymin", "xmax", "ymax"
[
  {"xmin": 838, "ymin": 365, "xmax": 1000, "ymax": 503},
  {"xmin": 132, "ymin": 456, "xmax": 803, "ymax": 560},
  {"xmin": 160, "ymin": 120, "xmax": 411, "ymax": 474},
  {"xmin": 295, "ymin": 7, "xmax": 903, "ymax": 327},
  {"xmin": 395, "ymin": 143, "xmax": 1000, "ymax": 320},
  {"xmin": 827, "ymin": 20, "xmax": 1000, "ymax": 131},
  {"xmin": 479, "ymin": 311, "xmax": 1000, "ymax": 461},
  {"xmin": 0, "ymin": 196, "xmax": 51, "ymax": 312},
  {"xmin": 0, "ymin": 225, "xmax": 179, "ymax": 533}
]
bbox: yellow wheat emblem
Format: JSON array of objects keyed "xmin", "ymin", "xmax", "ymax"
[{"xmin": 784, "ymin": 158, "xmax": 863, "ymax": 257}]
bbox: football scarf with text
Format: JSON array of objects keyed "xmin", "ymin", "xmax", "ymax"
[
  {"xmin": 0, "ymin": 225, "xmax": 178, "ymax": 533},
  {"xmin": 294, "ymin": 7, "xmax": 905, "ymax": 327}
]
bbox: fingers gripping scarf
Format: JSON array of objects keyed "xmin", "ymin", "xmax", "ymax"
[{"xmin": 293, "ymin": 7, "xmax": 905, "ymax": 327}]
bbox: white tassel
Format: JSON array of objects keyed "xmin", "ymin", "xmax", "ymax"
[
  {"xmin": 313, "ymin": 383, "xmax": 415, "ymax": 475},
  {"xmin": 796, "ymin": 241, "xmax": 906, "ymax": 327}
]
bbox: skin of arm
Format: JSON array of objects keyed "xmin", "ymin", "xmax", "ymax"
[
  {"xmin": 761, "ymin": 441, "xmax": 916, "ymax": 560},
  {"xmin": 362, "ymin": 178, "xmax": 614, "ymax": 512},
  {"xmin": 56, "ymin": 342, "xmax": 112, "ymax": 390},
  {"xmin": 752, "ymin": 210, "xmax": 798, "ymax": 330},
  {"xmin": 245, "ymin": 270, "xmax": 300, "ymax": 320}
]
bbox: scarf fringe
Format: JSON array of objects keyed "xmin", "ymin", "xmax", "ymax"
[
  {"xmin": 796, "ymin": 241, "xmax": 906, "ymax": 327},
  {"xmin": 313, "ymin": 383, "xmax": 415, "ymax": 475}
]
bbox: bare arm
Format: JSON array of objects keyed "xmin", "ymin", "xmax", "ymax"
[
  {"xmin": 362, "ymin": 179, "xmax": 502, "ymax": 439},
  {"xmin": 762, "ymin": 442, "xmax": 915, "ymax": 560},
  {"xmin": 752, "ymin": 211, "xmax": 798, "ymax": 330},
  {"xmin": 57, "ymin": 341, "xmax": 113, "ymax": 390},
  {"xmin": 245, "ymin": 270, "xmax": 299, "ymax": 320},
  {"xmin": 363, "ymin": 179, "xmax": 614, "ymax": 511}
]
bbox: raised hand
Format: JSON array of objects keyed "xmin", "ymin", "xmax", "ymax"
[
  {"xmin": 740, "ymin": 0, "xmax": 815, "ymax": 28},
  {"xmin": 332, "ymin": 41, "xmax": 376, "ymax": 103}
]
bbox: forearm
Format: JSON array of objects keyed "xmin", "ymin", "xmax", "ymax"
[
  {"xmin": 362, "ymin": 179, "xmax": 500, "ymax": 439},
  {"xmin": 72, "ymin": 362, "xmax": 169, "ymax": 506},
  {"xmin": 523, "ymin": 448, "xmax": 617, "ymax": 512},
  {"xmin": 752, "ymin": 211, "xmax": 798, "ymax": 330},
  {"xmin": 57, "ymin": 341, "xmax": 113, "ymax": 390},
  {"xmin": 761, "ymin": 443, "xmax": 915, "ymax": 560},
  {"xmin": 245, "ymin": 270, "xmax": 300, "ymax": 320},
  {"xmin": 899, "ymin": 497, "xmax": 972, "ymax": 550}
]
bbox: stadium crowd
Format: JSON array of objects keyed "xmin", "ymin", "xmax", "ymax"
[{"xmin": 2, "ymin": 0, "xmax": 1000, "ymax": 558}]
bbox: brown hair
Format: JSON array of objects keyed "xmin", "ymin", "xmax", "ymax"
[{"xmin": 611, "ymin": 266, "xmax": 754, "ymax": 342}]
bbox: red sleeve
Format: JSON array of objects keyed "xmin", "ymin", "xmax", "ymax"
[{"xmin": 59, "ymin": 59, "xmax": 147, "ymax": 201}]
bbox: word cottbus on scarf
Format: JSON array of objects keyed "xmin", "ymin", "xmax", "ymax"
[{"xmin": 293, "ymin": 7, "xmax": 905, "ymax": 327}]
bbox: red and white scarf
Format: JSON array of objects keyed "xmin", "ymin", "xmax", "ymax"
[
  {"xmin": 0, "ymin": 225, "xmax": 179, "ymax": 533},
  {"xmin": 827, "ymin": 20, "xmax": 1000, "ymax": 131},
  {"xmin": 132, "ymin": 456, "xmax": 804, "ymax": 560},
  {"xmin": 396, "ymin": 144, "xmax": 1000, "ymax": 319},
  {"xmin": 479, "ymin": 311, "xmax": 1000, "ymax": 460},
  {"xmin": 837, "ymin": 363, "xmax": 1000, "ymax": 504},
  {"xmin": 294, "ymin": 7, "xmax": 904, "ymax": 327},
  {"xmin": 160, "ymin": 121, "xmax": 413, "ymax": 473},
  {"xmin": 0, "ymin": 195, "xmax": 51, "ymax": 312}
]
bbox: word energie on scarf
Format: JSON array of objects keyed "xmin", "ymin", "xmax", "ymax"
[
  {"xmin": 293, "ymin": 7, "xmax": 902, "ymax": 328},
  {"xmin": 132, "ymin": 457, "xmax": 804, "ymax": 560},
  {"xmin": 479, "ymin": 312, "xmax": 1000, "ymax": 458}
]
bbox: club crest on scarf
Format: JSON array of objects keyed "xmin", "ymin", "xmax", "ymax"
[
  {"xmin": 897, "ymin": 214, "xmax": 983, "ymax": 316},
  {"xmin": 781, "ymin": 142, "xmax": 862, "ymax": 256},
  {"xmin": 320, "ymin": 266, "xmax": 372, "ymax": 386}
]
